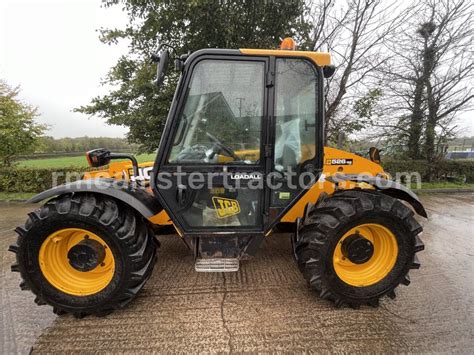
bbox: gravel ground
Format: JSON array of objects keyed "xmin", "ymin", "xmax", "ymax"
[{"xmin": 1, "ymin": 193, "xmax": 473, "ymax": 353}]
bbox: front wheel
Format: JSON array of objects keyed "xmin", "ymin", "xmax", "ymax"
[
  {"xmin": 9, "ymin": 193, "xmax": 157, "ymax": 318},
  {"xmin": 294, "ymin": 190, "xmax": 424, "ymax": 308}
]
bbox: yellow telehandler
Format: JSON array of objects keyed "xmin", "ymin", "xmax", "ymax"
[{"xmin": 9, "ymin": 38, "xmax": 425, "ymax": 317}]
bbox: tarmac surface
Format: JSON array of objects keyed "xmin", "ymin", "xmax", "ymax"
[{"xmin": 1, "ymin": 193, "xmax": 473, "ymax": 353}]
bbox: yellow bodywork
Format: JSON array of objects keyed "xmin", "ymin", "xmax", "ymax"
[
  {"xmin": 84, "ymin": 147, "xmax": 386, "ymax": 227},
  {"xmin": 218, "ymin": 149, "xmax": 260, "ymax": 163},
  {"xmin": 240, "ymin": 49, "xmax": 331, "ymax": 67},
  {"xmin": 281, "ymin": 147, "xmax": 386, "ymax": 222}
]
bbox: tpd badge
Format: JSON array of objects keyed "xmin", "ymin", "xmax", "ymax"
[
  {"xmin": 212, "ymin": 197, "xmax": 241, "ymax": 218},
  {"xmin": 325, "ymin": 158, "xmax": 353, "ymax": 166}
]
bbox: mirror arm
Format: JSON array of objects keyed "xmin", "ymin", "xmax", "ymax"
[{"xmin": 109, "ymin": 153, "xmax": 139, "ymax": 178}]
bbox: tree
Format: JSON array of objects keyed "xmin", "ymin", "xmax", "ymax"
[
  {"xmin": 373, "ymin": 0, "xmax": 473, "ymax": 160},
  {"xmin": 0, "ymin": 81, "xmax": 46, "ymax": 166},
  {"xmin": 37, "ymin": 136, "xmax": 139, "ymax": 153},
  {"xmin": 76, "ymin": 0, "xmax": 312, "ymax": 152},
  {"xmin": 421, "ymin": 0, "xmax": 473, "ymax": 162},
  {"xmin": 309, "ymin": 0, "xmax": 406, "ymax": 144}
]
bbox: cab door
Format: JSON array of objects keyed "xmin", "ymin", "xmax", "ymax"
[
  {"xmin": 268, "ymin": 57, "xmax": 322, "ymax": 216},
  {"xmin": 154, "ymin": 54, "xmax": 268, "ymax": 233}
]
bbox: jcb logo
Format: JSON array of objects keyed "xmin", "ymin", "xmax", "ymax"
[
  {"xmin": 127, "ymin": 167, "xmax": 153, "ymax": 181},
  {"xmin": 212, "ymin": 197, "xmax": 241, "ymax": 218}
]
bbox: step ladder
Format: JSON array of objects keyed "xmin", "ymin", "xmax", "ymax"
[{"xmin": 195, "ymin": 258, "xmax": 239, "ymax": 272}]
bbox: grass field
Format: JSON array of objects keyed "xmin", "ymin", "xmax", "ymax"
[
  {"xmin": 0, "ymin": 192, "xmax": 36, "ymax": 201},
  {"xmin": 17, "ymin": 153, "xmax": 156, "ymax": 169},
  {"xmin": 412, "ymin": 182, "xmax": 474, "ymax": 190}
]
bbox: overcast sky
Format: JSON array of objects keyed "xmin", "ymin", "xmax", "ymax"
[
  {"xmin": 0, "ymin": 0, "xmax": 129, "ymax": 137},
  {"xmin": 0, "ymin": 0, "xmax": 472, "ymax": 138}
]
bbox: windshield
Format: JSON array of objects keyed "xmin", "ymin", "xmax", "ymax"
[{"xmin": 168, "ymin": 59, "xmax": 265, "ymax": 164}]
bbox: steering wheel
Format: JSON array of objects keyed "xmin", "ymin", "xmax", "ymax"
[{"xmin": 206, "ymin": 132, "xmax": 242, "ymax": 162}]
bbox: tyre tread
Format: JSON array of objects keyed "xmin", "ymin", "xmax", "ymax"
[
  {"xmin": 9, "ymin": 192, "xmax": 157, "ymax": 317},
  {"xmin": 295, "ymin": 190, "xmax": 424, "ymax": 308}
]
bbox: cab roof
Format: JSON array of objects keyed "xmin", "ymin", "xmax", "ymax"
[{"xmin": 240, "ymin": 48, "xmax": 331, "ymax": 67}]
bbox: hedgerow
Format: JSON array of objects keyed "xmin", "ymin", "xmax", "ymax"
[
  {"xmin": 0, "ymin": 167, "xmax": 87, "ymax": 193},
  {"xmin": 0, "ymin": 159, "xmax": 472, "ymax": 193},
  {"xmin": 382, "ymin": 159, "xmax": 474, "ymax": 183}
]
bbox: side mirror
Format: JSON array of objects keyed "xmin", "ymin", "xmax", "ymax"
[
  {"xmin": 86, "ymin": 149, "xmax": 140, "ymax": 178},
  {"xmin": 155, "ymin": 49, "xmax": 170, "ymax": 88},
  {"xmin": 369, "ymin": 147, "xmax": 381, "ymax": 164},
  {"xmin": 323, "ymin": 64, "xmax": 336, "ymax": 78},
  {"xmin": 86, "ymin": 148, "xmax": 111, "ymax": 167}
]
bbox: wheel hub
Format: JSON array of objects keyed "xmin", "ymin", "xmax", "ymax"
[
  {"xmin": 341, "ymin": 233, "xmax": 374, "ymax": 264},
  {"xmin": 67, "ymin": 238, "xmax": 106, "ymax": 272}
]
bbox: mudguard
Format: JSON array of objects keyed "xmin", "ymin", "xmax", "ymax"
[
  {"xmin": 329, "ymin": 174, "xmax": 428, "ymax": 218},
  {"xmin": 27, "ymin": 178, "xmax": 162, "ymax": 219}
]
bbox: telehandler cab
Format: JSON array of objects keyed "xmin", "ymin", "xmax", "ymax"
[{"xmin": 9, "ymin": 38, "xmax": 426, "ymax": 317}]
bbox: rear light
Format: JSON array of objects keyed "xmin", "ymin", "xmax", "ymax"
[{"xmin": 85, "ymin": 152, "xmax": 93, "ymax": 166}]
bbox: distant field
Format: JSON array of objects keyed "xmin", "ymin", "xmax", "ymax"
[
  {"xmin": 17, "ymin": 153, "xmax": 156, "ymax": 169},
  {"xmin": 411, "ymin": 182, "xmax": 474, "ymax": 190}
]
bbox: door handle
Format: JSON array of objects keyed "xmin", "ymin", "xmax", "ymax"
[{"xmin": 177, "ymin": 185, "xmax": 186, "ymax": 207}]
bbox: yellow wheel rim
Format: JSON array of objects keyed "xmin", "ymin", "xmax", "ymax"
[
  {"xmin": 333, "ymin": 223, "xmax": 398, "ymax": 287},
  {"xmin": 39, "ymin": 228, "xmax": 115, "ymax": 296}
]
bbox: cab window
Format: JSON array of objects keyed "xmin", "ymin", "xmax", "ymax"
[
  {"xmin": 168, "ymin": 59, "xmax": 264, "ymax": 164},
  {"xmin": 274, "ymin": 58, "xmax": 318, "ymax": 172}
]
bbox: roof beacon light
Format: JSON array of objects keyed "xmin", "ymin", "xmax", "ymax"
[{"xmin": 280, "ymin": 37, "xmax": 296, "ymax": 50}]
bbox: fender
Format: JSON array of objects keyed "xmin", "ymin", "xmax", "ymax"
[
  {"xmin": 27, "ymin": 178, "xmax": 162, "ymax": 219},
  {"xmin": 329, "ymin": 174, "xmax": 428, "ymax": 218}
]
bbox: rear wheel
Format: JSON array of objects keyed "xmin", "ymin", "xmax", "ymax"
[
  {"xmin": 9, "ymin": 193, "xmax": 157, "ymax": 317},
  {"xmin": 294, "ymin": 190, "xmax": 424, "ymax": 308}
]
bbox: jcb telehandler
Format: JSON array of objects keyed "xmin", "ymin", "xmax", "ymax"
[{"xmin": 9, "ymin": 38, "xmax": 426, "ymax": 317}]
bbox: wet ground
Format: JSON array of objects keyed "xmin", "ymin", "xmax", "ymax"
[{"xmin": 1, "ymin": 193, "xmax": 473, "ymax": 353}]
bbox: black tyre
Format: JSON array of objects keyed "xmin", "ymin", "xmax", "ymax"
[
  {"xmin": 9, "ymin": 193, "xmax": 157, "ymax": 318},
  {"xmin": 294, "ymin": 190, "xmax": 424, "ymax": 308}
]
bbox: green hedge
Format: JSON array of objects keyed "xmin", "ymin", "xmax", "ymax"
[
  {"xmin": 1, "ymin": 159, "xmax": 473, "ymax": 194},
  {"xmin": 0, "ymin": 167, "xmax": 88, "ymax": 193},
  {"xmin": 383, "ymin": 159, "xmax": 474, "ymax": 183}
]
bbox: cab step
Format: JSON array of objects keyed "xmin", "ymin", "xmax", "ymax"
[{"xmin": 195, "ymin": 258, "xmax": 239, "ymax": 272}]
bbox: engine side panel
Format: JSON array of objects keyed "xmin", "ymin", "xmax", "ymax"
[{"xmin": 281, "ymin": 147, "xmax": 427, "ymax": 221}]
